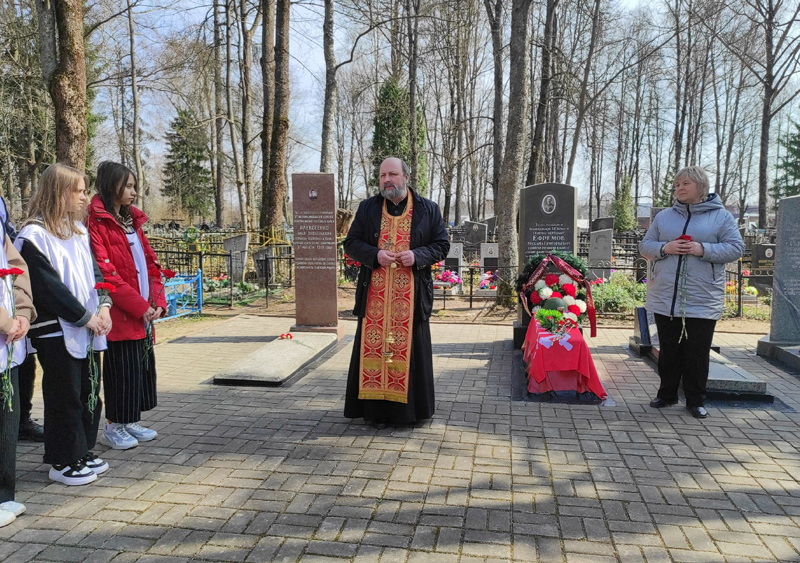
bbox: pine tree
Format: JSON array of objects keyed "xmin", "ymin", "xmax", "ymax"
[
  {"xmin": 369, "ymin": 77, "xmax": 428, "ymax": 195},
  {"xmin": 610, "ymin": 176, "xmax": 637, "ymax": 232},
  {"xmin": 162, "ymin": 108, "xmax": 214, "ymax": 222},
  {"xmin": 772, "ymin": 120, "xmax": 800, "ymax": 204}
]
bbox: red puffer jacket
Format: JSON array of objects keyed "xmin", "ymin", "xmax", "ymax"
[{"xmin": 87, "ymin": 195, "xmax": 167, "ymax": 341}]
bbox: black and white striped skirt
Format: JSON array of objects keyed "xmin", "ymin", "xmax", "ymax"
[{"xmin": 102, "ymin": 339, "xmax": 157, "ymax": 424}]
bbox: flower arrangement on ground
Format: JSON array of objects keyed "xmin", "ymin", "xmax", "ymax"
[
  {"xmin": 479, "ymin": 270, "xmax": 497, "ymax": 290},
  {"xmin": 435, "ymin": 269, "xmax": 461, "ymax": 285}
]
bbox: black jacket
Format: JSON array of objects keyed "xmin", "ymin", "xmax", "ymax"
[{"xmin": 344, "ymin": 189, "xmax": 449, "ymax": 322}]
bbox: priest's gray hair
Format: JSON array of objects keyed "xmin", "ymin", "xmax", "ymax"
[{"xmin": 674, "ymin": 166, "xmax": 710, "ymax": 200}]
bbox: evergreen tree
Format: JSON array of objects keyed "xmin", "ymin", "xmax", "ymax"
[
  {"xmin": 369, "ymin": 77, "xmax": 428, "ymax": 195},
  {"xmin": 162, "ymin": 108, "xmax": 214, "ymax": 222},
  {"xmin": 610, "ymin": 176, "xmax": 637, "ymax": 231},
  {"xmin": 772, "ymin": 120, "xmax": 800, "ymax": 204}
]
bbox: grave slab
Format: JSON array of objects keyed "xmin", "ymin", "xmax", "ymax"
[{"xmin": 213, "ymin": 332, "xmax": 337, "ymax": 386}]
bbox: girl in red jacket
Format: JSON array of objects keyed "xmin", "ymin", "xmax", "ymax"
[{"xmin": 88, "ymin": 162, "xmax": 166, "ymax": 450}]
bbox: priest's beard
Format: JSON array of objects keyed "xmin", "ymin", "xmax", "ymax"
[{"xmin": 381, "ymin": 181, "xmax": 408, "ymax": 202}]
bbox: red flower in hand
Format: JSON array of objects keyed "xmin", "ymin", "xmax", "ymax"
[
  {"xmin": 562, "ymin": 283, "xmax": 576, "ymax": 297},
  {"xmin": 677, "ymin": 235, "xmax": 692, "ymax": 241},
  {"xmin": 545, "ymin": 274, "xmax": 559, "ymax": 286},
  {"xmin": 0, "ymin": 269, "xmax": 10, "ymax": 277},
  {"xmin": 7, "ymin": 268, "xmax": 24, "ymax": 277},
  {"xmin": 95, "ymin": 282, "xmax": 117, "ymax": 293},
  {"xmin": 550, "ymin": 291, "xmax": 563, "ymax": 299},
  {"xmin": 162, "ymin": 269, "xmax": 177, "ymax": 279},
  {"xmin": 530, "ymin": 292, "xmax": 542, "ymax": 305},
  {"xmin": 568, "ymin": 304, "xmax": 581, "ymax": 316}
]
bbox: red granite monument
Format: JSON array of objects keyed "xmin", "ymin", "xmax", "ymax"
[{"xmin": 290, "ymin": 173, "xmax": 344, "ymax": 339}]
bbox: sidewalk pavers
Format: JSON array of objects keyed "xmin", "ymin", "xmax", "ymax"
[{"xmin": 2, "ymin": 314, "xmax": 800, "ymax": 562}]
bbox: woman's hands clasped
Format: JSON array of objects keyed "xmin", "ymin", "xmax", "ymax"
[
  {"xmin": 86, "ymin": 308, "xmax": 112, "ymax": 337},
  {"xmin": 664, "ymin": 239, "xmax": 704, "ymax": 257}
]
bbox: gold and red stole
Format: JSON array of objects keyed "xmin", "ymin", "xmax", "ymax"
[{"xmin": 359, "ymin": 196, "xmax": 415, "ymax": 403}]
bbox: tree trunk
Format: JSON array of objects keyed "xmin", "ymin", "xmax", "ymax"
[
  {"xmin": 35, "ymin": 0, "xmax": 87, "ymax": 169},
  {"xmin": 214, "ymin": 0, "xmax": 226, "ymax": 226},
  {"xmin": 259, "ymin": 0, "xmax": 275, "ymax": 230},
  {"xmin": 484, "ymin": 0, "xmax": 504, "ymax": 207},
  {"xmin": 319, "ymin": 0, "xmax": 336, "ymax": 173},
  {"xmin": 226, "ymin": 0, "xmax": 247, "ymax": 229},
  {"xmin": 565, "ymin": 0, "xmax": 601, "ymax": 185},
  {"xmin": 126, "ymin": 0, "xmax": 146, "ymax": 210},
  {"xmin": 240, "ymin": 0, "xmax": 262, "ymax": 230},
  {"xmin": 265, "ymin": 0, "xmax": 290, "ymax": 228},
  {"xmin": 497, "ymin": 0, "xmax": 533, "ymax": 306},
  {"xmin": 406, "ymin": 0, "xmax": 421, "ymax": 190},
  {"xmin": 526, "ymin": 0, "xmax": 556, "ymax": 186}
]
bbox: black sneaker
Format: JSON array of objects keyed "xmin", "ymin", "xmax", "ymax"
[
  {"xmin": 81, "ymin": 453, "xmax": 109, "ymax": 475},
  {"xmin": 18, "ymin": 417, "xmax": 45, "ymax": 442},
  {"xmin": 49, "ymin": 461, "xmax": 97, "ymax": 486}
]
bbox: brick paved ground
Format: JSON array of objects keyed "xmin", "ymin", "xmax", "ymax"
[{"xmin": 3, "ymin": 314, "xmax": 800, "ymax": 562}]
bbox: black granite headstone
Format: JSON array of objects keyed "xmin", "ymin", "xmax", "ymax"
[
  {"xmin": 750, "ymin": 243, "xmax": 775, "ymax": 291},
  {"xmin": 591, "ymin": 217, "xmax": 615, "ymax": 232},
  {"xmin": 464, "ymin": 221, "xmax": 488, "ymax": 245},
  {"xmin": 518, "ymin": 183, "xmax": 577, "ymax": 262},
  {"xmin": 485, "ymin": 216, "xmax": 497, "ymax": 236}
]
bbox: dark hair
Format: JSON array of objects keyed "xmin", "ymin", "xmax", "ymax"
[{"xmin": 95, "ymin": 161, "xmax": 137, "ymax": 218}]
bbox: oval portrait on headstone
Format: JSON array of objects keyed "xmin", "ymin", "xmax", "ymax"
[
  {"xmin": 308, "ymin": 189, "xmax": 318, "ymax": 200},
  {"xmin": 473, "ymin": 224, "xmax": 479, "ymax": 231},
  {"xmin": 541, "ymin": 194, "xmax": 556, "ymax": 215},
  {"xmin": 766, "ymin": 248, "xmax": 774, "ymax": 258}
]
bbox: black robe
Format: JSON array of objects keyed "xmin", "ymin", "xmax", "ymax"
[{"xmin": 342, "ymin": 191, "xmax": 449, "ymax": 424}]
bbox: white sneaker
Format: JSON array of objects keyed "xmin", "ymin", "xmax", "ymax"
[
  {"xmin": 125, "ymin": 422, "xmax": 157, "ymax": 442},
  {"xmin": 81, "ymin": 453, "xmax": 109, "ymax": 475},
  {"xmin": 0, "ymin": 501, "xmax": 25, "ymax": 516},
  {"xmin": 0, "ymin": 509, "xmax": 15, "ymax": 528},
  {"xmin": 99, "ymin": 423, "xmax": 139, "ymax": 450},
  {"xmin": 49, "ymin": 463, "xmax": 97, "ymax": 486}
]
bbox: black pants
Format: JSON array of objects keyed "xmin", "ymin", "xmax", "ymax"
[
  {"xmin": 0, "ymin": 367, "xmax": 19, "ymax": 502},
  {"xmin": 103, "ymin": 339, "xmax": 157, "ymax": 424},
  {"xmin": 35, "ymin": 337, "xmax": 101, "ymax": 466},
  {"xmin": 654, "ymin": 314, "xmax": 717, "ymax": 408},
  {"xmin": 17, "ymin": 354, "xmax": 36, "ymax": 421}
]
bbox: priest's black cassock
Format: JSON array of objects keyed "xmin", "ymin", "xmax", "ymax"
[{"xmin": 343, "ymin": 189, "xmax": 449, "ymax": 424}]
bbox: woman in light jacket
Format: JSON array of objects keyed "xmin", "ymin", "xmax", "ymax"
[{"xmin": 639, "ymin": 166, "xmax": 744, "ymax": 418}]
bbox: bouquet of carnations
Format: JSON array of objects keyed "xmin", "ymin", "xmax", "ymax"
[
  {"xmin": 528, "ymin": 273, "xmax": 589, "ymax": 324},
  {"xmin": 535, "ymin": 308, "xmax": 579, "ymax": 339}
]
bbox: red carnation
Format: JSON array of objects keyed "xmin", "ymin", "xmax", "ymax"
[
  {"xmin": 568, "ymin": 304, "xmax": 581, "ymax": 316},
  {"xmin": 530, "ymin": 292, "xmax": 542, "ymax": 305},
  {"xmin": 7, "ymin": 268, "xmax": 24, "ymax": 277},
  {"xmin": 545, "ymin": 274, "xmax": 559, "ymax": 286},
  {"xmin": 94, "ymin": 282, "xmax": 117, "ymax": 293},
  {"xmin": 550, "ymin": 291, "xmax": 563, "ymax": 299},
  {"xmin": 562, "ymin": 283, "xmax": 576, "ymax": 297},
  {"xmin": 0, "ymin": 269, "xmax": 9, "ymax": 277},
  {"xmin": 677, "ymin": 235, "xmax": 692, "ymax": 241},
  {"xmin": 163, "ymin": 269, "xmax": 177, "ymax": 279}
]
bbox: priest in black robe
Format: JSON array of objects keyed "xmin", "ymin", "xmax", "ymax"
[{"xmin": 343, "ymin": 157, "xmax": 449, "ymax": 427}]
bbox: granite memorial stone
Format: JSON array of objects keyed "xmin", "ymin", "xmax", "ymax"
[
  {"xmin": 588, "ymin": 228, "xmax": 613, "ymax": 280},
  {"xmin": 480, "ymin": 243, "xmax": 499, "ymax": 273},
  {"xmin": 223, "ymin": 233, "xmax": 250, "ymax": 283},
  {"xmin": 591, "ymin": 217, "xmax": 615, "ymax": 232},
  {"xmin": 518, "ymin": 183, "xmax": 578, "ymax": 262},
  {"xmin": 290, "ymin": 173, "xmax": 342, "ymax": 337},
  {"xmin": 464, "ymin": 221, "xmax": 488, "ymax": 246},
  {"xmin": 758, "ymin": 195, "xmax": 800, "ymax": 368},
  {"xmin": 485, "ymin": 216, "xmax": 497, "ymax": 237},
  {"xmin": 750, "ymin": 243, "xmax": 775, "ymax": 291}
]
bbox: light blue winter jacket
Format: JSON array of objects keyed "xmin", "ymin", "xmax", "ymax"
[{"xmin": 639, "ymin": 194, "xmax": 744, "ymax": 320}]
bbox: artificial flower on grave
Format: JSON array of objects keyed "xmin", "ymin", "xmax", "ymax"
[
  {"xmin": 535, "ymin": 308, "xmax": 579, "ymax": 339},
  {"xmin": 435, "ymin": 269, "xmax": 462, "ymax": 285},
  {"xmin": 479, "ymin": 270, "xmax": 497, "ymax": 289},
  {"xmin": 516, "ymin": 251, "xmax": 597, "ymax": 337}
]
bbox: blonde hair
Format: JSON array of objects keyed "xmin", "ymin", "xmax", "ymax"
[
  {"xmin": 674, "ymin": 166, "xmax": 710, "ymax": 201},
  {"xmin": 25, "ymin": 163, "xmax": 88, "ymax": 239}
]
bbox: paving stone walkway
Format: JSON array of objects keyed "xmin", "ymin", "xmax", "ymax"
[{"xmin": 3, "ymin": 314, "xmax": 800, "ymax": 563}]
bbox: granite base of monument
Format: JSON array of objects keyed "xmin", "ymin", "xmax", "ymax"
[
  {"xmin": 213, "ymin": 332, "xmax": 338, "ymax": 386},
  {"xmin": 757, "ymin": 337, "xmax": 800, "ymax": 371},
  {"xmin": 290, "ymin": 323, "xmax": 346, "ymax": 340}
]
